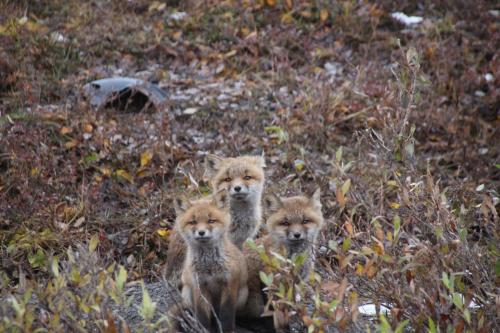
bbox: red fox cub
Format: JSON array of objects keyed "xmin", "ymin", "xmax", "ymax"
[
  {"xmin": 175, "ymin": 190, "xmax": 248, "ymax": 333},
  {"xmin": 165, "ymin": 154, "xmax": 265, "ymax": 289},
  {"xmin": 240, "ymin": 189, "xmax": 324, "ymax": 319},
  {"xmin": 204, "ymin": 154, "xmax": 265, "ymax": 248}
]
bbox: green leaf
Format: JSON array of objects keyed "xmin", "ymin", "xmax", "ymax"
[
  {"xmin": 495, "ymin": 164, "xmax": 500, "ymax": 169},
  {"xmin": 395, "ymin": 320, "xmax": 409, "ymax": 333},
  {"xmin": 264, "ymin": 126, "xmax": 289, "ymax": 144},
  {"xmin": 463, "ymin": 309, "xmax": 471, "ymax": 325},
  {"xmin": 452, "ymin": 292, "xmax": 463, "ymax": 309},
  {"xmin": 116, "ymin": 265, "xmax": 127, "ymax": 292},
  {"xmin": 427, "ymin": 317, "xmax": 437, "ymax": 333},
  {"xmin": 139, "ymin": 282, "xmax": 156, "ymax": 321},
  {"xmin": 89, "ymin": 234, "xmax": 99, "ymax": 252},
  {"xmin": 378, "ymin": 313, "xmax": 392, "ymax": 333},
  {"xmin": 259, "ymin": 272, "xmax": 273, "ymax": 286},
  {"xmin": 342, "ymin": 237, "xmax": 351, "ymax": 252},
  {"xmin": 495, "ymin": 259, "xmax": 500, "ymax": 278},
  {"xmin": 292, "ymin": 253, "xmax": 307, "ymax": 268},
  {"xmin": 341, "ymin": 179, "xmax": 351, "ymax": 195},
  {"xmin": 442, "ymin": 272, "xmax": 451, "ymax": 291},
  {"xmin": 393, "ymin": 214, "xmax": 401, "ymax": 239},
  {"xmin": 336, "ymin": 146, "xmax": 343, "ymax": 163}
]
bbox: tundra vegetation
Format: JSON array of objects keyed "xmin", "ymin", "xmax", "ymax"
[{"xmin": 0, "ymin": 1, "xmax": 498, "ymax": 332}]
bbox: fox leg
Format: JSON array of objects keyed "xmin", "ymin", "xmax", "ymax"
[{"xmin": 217, "ymin": 283, "xmax": 238, "ymax": 333}]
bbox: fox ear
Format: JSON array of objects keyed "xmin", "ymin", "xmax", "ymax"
[
  {"xmin": 248, "ymin": 153, "xmax": 266, "ymax": 168},
  {"xmin": 263, "ymin": 193, "xmax": 282, "ymax": 214},
  {"xmin": 204, "ymin": 154, "xmax": 224, "ymax": 177},
  {"xmin": 213, "ymin": 189, "xmax": 230, "ymax": 210},
  {"xmin": 174, "ymin": 196, "xmax": 191, "ymax": 215},
  {"xmin": 310, "ymin": 188, "xmax": 322, "ymax": 211}
]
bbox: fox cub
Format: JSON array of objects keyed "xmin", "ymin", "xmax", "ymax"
[
  {"xmin": 175, "ymin": 190, "xmax": 248, "ymax": 333},
  {"xmin": 165, "ymin": 154, "xmax": 265, "ymax": 289},
  {"xmin": 241, "ymin": 189, "xmax": 324, "ymax": 319}
]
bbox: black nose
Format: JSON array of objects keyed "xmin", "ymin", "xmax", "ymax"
[
  {"xmin": 293, "ymin": 232, "xmax": 301, "ymax": 239},
  {"xmin": 198, "ymin": 230, "xmax": 206, "ymax": 236},
  {"xmin": 234, "ymin": 186, "xmax": 241, "ymax": 192}
]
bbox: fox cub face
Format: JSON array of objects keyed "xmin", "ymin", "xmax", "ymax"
[
  {"xmin": 264, "ymin": 189, "xmax": 324, "ymax": 249},
  {"xmin": 174, "ymin": 190, "xmax": 230, "ymax": 245},
  {"xmin": 204, "ymin": 154, "xmax": 265, "ymax": 203}
]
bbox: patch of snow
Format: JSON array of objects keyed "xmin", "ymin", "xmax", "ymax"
[
  {"xmin": 391, "ymin": 12, "xmax": 423, "ymax": 26},
  {"xmin": 484, "ymin": 73, "xmax": 493, "ymax": 82},
  {"xmin": 183, "ymin": 107, "xmax": 199, "ymax": 115},
  {"xmin": 50, "ymin": 32, "xmax": 67, "ymax": 43},
  {"xmin": 169, "ymin": 12, "xmax": 188, "ymax": 21},
  {"xmin": 488, "ymin": 10, "xmax": 499, "ymax": 18},
  {"xmin": 324, "ymin": 62, "xmax": 342, "ymax": 77},
  {"xmin": 358, "ymin": 303, "xmax": 391, "ymax": 316},
  {"xmin": 474, "ymin": 90, "xmax": 485, "ymax": 97}
]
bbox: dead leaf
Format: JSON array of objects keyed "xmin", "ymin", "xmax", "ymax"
[
  {"xmin": 320, "ymin": 9, "xmax": 329, "ymax": 22},
  {"xmin": 65, "ymin": 139, "xmax": 78, "ymax": 149},
  {"xmin": 83, "ymin": 123, "xmax": 93, "ymax": 133},
  {"xmin": 116, "ymin": 170, "xmax": 133, "ymax": 183},
  {"xmin": 140, "ymin": 150, "xmax": 153, "ymax": 167},
  {"xmin": 60, "ymin": 126, "xmax": 72, "ymax": 135}
]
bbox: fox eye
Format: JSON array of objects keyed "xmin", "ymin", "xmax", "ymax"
[
  {"xmin": 188, "ymin": 220, "xmax": 197, "ymax": 225},
  {"xmin": 243, "ymin": 175, "xmax": 252, "ymax": 180},
  {"xmin": 224, "ymin": 177, "xmax": 232, "ymax": 182},
  {"xmin": 281, "ymin": 220, "xmax": 290, "ymax": 226},
  {"xmin": 302, "ymin": 219, "xmax": 310, "ymax": 225},
  {"xmin": 208, "ymin": 219, "xmax": 216, "ymax": 224}
]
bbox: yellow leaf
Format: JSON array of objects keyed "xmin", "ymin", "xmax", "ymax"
[
  {"xmin": 373, "ymin": 240, "xmax": 384, "ymax": 255},
  {"xmin": 390, "ymin": 202, "xmax": 400, "ymax": 209},
  {"xmin": 31, "ymin": 167, "xmax": 40, "ymax": 176},
  {"xmin": 387, "ymin": 180, "xmax": 398, "ymax": 187},
  {"xmin": 60, "ymin": 126, "xmax": 73, "ymax": 135},
  {"xmin": 224, "ymin": 50, "xmax": 237, "ymax": 58},
  {"xmin": 266, "ymin": 0, "xmax": 276, "ymax": 6},
  {"xmin": 89, "ymin": 234, "xmax": 99, "ymax": 252},
  {"xmin": 99, "ymin": 167, "xmax": 112, "ymax": 177},
  {"xmin": 140, "ymin": 150, "xmax": 153, "ymax": 167},
  {"xmin": 240, "ymin": 27, "xmax": 250, "ymax": 37},
  {"xmin": 116, "ymin": 169, "xmax": 133, "ymax": 183},
  {"xmin": 65, "ymin": 139, "xmax": 78, "ymax": 149},
  {"xmin": 281, "ymin": 13, "xmax": 294, "ymax": 24},
  {"xmin": 320, "ymin": 9, "xmax": 329, "ymax": 22},
  {"xmin": 300, "ymin": 11, "xmax": 312, "ymax": 18},
  {"xmin": 156, "ymin": 229, "xmax": 170, "ymax": 238},
  {"xmin": 344, "ymin": 221, "xmax": 354, "ymax": 236},
  {"xmin": 341, "ymin": 178, "xmax": 351, "ymax": 195},
  {"xmin": 285, "ymin": 0, "xmax": 293, "ymax": 9}
]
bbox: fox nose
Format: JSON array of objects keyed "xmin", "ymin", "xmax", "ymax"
[
  {"xmin": 234, "ymin": 186, "xmax": 241, "ymax": 192},
  {"xmin": 198, "ymin": 230, "xmax": 206, "ymax": 236},
  {"xmin": 293, "ymin": 232, "xmax": 302, "ymax": 239}
]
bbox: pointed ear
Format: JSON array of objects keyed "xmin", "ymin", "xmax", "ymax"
[
  {"xmin": 213, "ymin": 189, "xmax": 230, "ymax": 210},
  {"xmin": 263, "ymin": 193, "xmax": 282, "ymax": 214},
  {"xmin": 204, "ymin": 154, "xmax": 224, "ymax": 178},
  {"xmin": 310, "ymin": 188, "xmax": 322, "ymax": 211},
  {"xmin": 174, "ymin": 196, "xmax": 191, "ymax": 215},
  {"xmin": 249, "ymin": 153, "xmax": 266, "ymax": 168}
]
